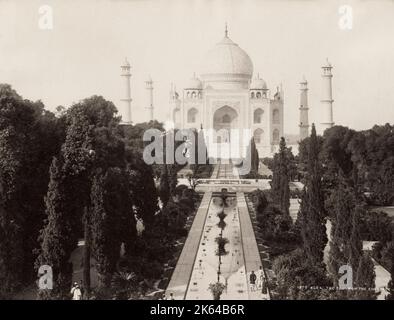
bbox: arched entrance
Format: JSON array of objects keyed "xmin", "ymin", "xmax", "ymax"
[
  {"xmin": 213, "ymin": 106, "xmax": 238, "ymax": 142},
  {"xmin": 213, "ymin": 106, "xmax": 238, "ymax": 159}
]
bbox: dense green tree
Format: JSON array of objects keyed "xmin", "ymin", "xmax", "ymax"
[
  {"xmin": 90, "ymin": 168, "xmax": 134, "ymax": 289},
  {"xmin": 322, "ymin": 126, "xmax": 356, "ymax": 179},
  {"xmin": 354, "ymin": 253, "xmax": 376, "ymax": 299},
  {"xmin": 348, "ymin": 207, "xmax": 363, "ymax": 272},
  {"xmin": 322, "ymin": 124, "xmax": 394, "ymax": 206},
  {"xmin": 153, "ymin": 129, "xmax": 180, "ymax": 200},
  {"xmin": 381, "ymin": 241, "xmax": 394, "ymax": 272},
  {"xmin": 60, "ymin": 96, "xmax": 120, "ymax": 294},
  {"xmin": 37, "ymin": 95, "xmax": 126, "ymax": 297},
  {"xmin": 252, "ymin": 138, "xmax": 260, "ymax": 174},
  {"xmin": 160, "ymin": 201, "xmax": 188, "ymax": 237},
  {"xmin": 299, "ymin": 124, "xmax": 327, "ymax": 266},
  {"xmin": 251, "ymin": 189, "xmax": 294, "ymax": 243},
  {"xmin": 326, "ymin": 170, "xmax": 377, "ymax": 295},
  {"xmin": 297, "ymin": 134, "xmax": 324, "ymax": 184},
  {"xmin": 178, "ymin": 188, "xmax": 198, "ymax": 212},
  {"xmin": 359, "ymin": 124, "xmax": 394, "ymax": 205},
  {"xmin": 121, "ymin": 121, "xmax": 162, "ymax": 229},
  {"xmin": 126, "ymin": 151, "xmax": 158, "ymax": 229},
  {"xmin": 121, "ymin": 120, "xmax": 164, "ymax": 180},
  {"xmin": 36, "ymin": 158, "xmax": 77, "ymax": 299},
  {"xmin": 79, "ymin": 125, "xmax": 126, "ymax": 290},
  {"xmin": 251, "ymin": 189, "xmax": 269, "ymax": 215},
  {"xmin": 359, "ymin": 210, "xmax": 393, "ymax": 244},
  {"xmin": 261, "ymin": 157, "xmax": 274, "ymax": 171},
  {"xmin": 122, "ymin": 120, "xmax": 164, "ymax": 152},
  {"xmin": 0, "ymin": 85, "xmax": 63, "ymax": 296},
  {"xmin": 244, "ymin": 138, "xmax": 259, "ymax": 176},
  {"xmin": 273, "ymin": 248, "xmax": 329, "ymax": 299},
  {"xmin": 271, "ymin": 137, "xmax": 291, "ymax": 215},
  {"xmin": 327, "ymin": 179, "xmax": 358, "ymax": 280}
]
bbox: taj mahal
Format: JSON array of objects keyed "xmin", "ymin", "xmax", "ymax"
[{"xmin": 119, "ymin": 26, "xmax": 334, "ymax": 158}]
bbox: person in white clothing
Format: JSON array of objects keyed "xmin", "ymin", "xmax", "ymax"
[
  {"xmin": 71, "ymin": 282, "xmax": 82, "ymax": 300},
  {"xmin": 256, "ymin": 266, "xmax": 264, "ymax": 289}
]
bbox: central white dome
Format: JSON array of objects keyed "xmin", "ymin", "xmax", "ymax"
[
  {"xmin": 201, "ymin": 36, "xmax": 253, "ymax": 76},
  {"xmin": 200, "ymin": 33, "xmax": 253, "ymax": 89}
]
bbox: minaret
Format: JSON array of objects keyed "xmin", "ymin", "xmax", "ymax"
[
  {"xmin": 120, "ymin": 58, "xmax": 132, "ymax": 123},
  {"xmin": 145, "ymin": 76, "xmax": 154, "ymax": 121},
  {"xmin": 299, "ymin": 76, "xmax": 309, "ymax": 140},
  {"xmin": 320, "ymin": 59, "xmax": 334, "ymax": 133}
]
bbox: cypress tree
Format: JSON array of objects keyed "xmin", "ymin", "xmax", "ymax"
[
  {"xmin": 36, "ymin": 157, "xmax": 77, "ymax": 299},
  {"xmin": 272, "ymin": 137, "xmax": 290, "ymax": 215},
  {"xmin": 0, "ymin": 85, "xmax": 63, "ymax": 295},
  {"xmin": 271, "ymin": 153, "xmax": 280, "ymax": 196},
  {"xmin": 255, "ymin": 190, "xmax": 269, "ymax": 215},
  {"xmin": 328, "ymin": 180, "xmax": 354, "ymax": 280},
  {"xmin": 327, "ymin": 175, "xmax": 364, "ymax": 286},
  {"xmin": 348, "ymin": 207, "xmax": 363, "ymax": 273},
  {"xmin": 190, "ymin": 127, "xmax": 210, "ymax": 175},
  {"xmin": 127, "ymin": 153, "xmax": 158, "ymax": 228},
  {"xmin": 90, "ymin": 168, "xmax": 131, "ymax": 290},
  {"xmin": 300, "ymin": 124, "xmax": 327, "ymax": 266},
  {"xmin": 251, "ymin": 138, "xmax": 259, "ymax": 173},
  {"xmin": 354, "ymin": 253, "xmax": 376, "ymax": 299},
  {"xmin": 244, "ymin": 138, "xmax": 259, "ymax": 176}
]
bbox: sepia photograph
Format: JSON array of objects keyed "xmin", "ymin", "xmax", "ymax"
[{"xmin": 0, "ymin": 0, "xmax": 393, "ymax": 307}]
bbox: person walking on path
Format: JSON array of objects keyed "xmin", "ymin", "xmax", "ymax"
[
  {"xmin": 79, "ymin": 280, "xmax": 85, "ymax": 298},
  {"xmin": 261, "ymin": 277, "xmax": 268, "ymax": 295},
  {"xmin": 249, "ymin": 271, "xmax": 257, "ymax": 292},
  {"xmin": 256, "ymin": 266, "xmax": 264, "ymax": 289},
  {"xmin": 71, "ymin": 282, "xmax": 82, "ymax": 300}
]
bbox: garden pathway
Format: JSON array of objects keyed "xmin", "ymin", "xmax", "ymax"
[{"xmin": 167, "ymin": 162, "xmax": 269, "ymax": 300}]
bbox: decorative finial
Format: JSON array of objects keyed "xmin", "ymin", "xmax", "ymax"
[
  {"xmin": 225, "ymin": 22, "xmax": 228, "ymax": 37},
  {"xmin": 123, "ymin": 57, "xmax": 130, "ymax": 67}
]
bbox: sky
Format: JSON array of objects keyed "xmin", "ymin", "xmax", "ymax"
[{"xmin": 0, "ymin": 0, "xmax": 393, "ymax": 134}]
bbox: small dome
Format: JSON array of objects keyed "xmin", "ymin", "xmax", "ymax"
[
  {"xmin": 185, "ymin": 74, "xmax": 202, "ymax": 89},
  {"xmin": 250, "ymin": 74, "xmax": 267, "ymax": 90}
]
